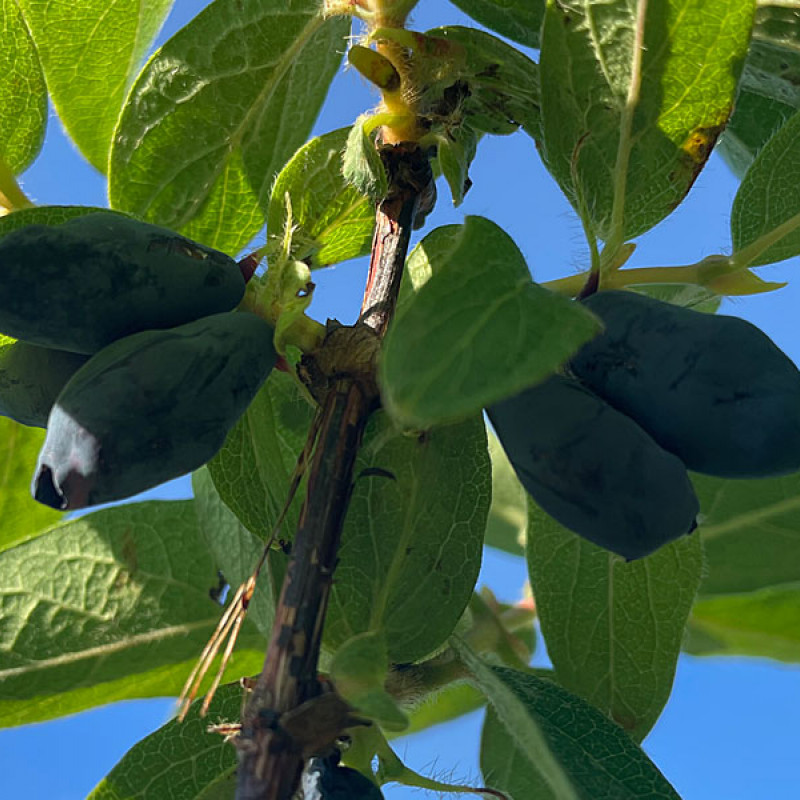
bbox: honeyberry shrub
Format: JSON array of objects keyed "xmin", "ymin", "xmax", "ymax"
[{"xmin": 2, "ymin": 0, "xmax": 800, "ymax": 796}]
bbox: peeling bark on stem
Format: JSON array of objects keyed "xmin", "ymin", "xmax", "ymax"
[{"xmin": 235, "ymin": 143, "xmax": 433, "ymax": 800}]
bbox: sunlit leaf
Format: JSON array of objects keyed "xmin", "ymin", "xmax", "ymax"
[
  {"xmin": 380, "ymin": 217, "xmax": 600, "ymax": 427},
  {"xmin": 267, "ymin": 127, "xmax": 374, "ymax": 268},
  {"xmin": 687, "ymin": 583, "xmax": 800, "ymax": 663},
  {"xmin": 539, "ymin": 0, "xmax": 754, "ymax": 240},
  {"xmin": 0, "ymin": 501, "xmax": 264, "ymax": 726},
  {"xmin": 0, "ymin": 205, "xmax": 111, "ymax": 238},
  {"xmin": 0, "ymin": 418, "xmax": 62, "ymax": 552},
  {"xmin": 399, "ymin": 682, "xmax": 485, "ymax": 737},
  {"xmin": 110, "ymin": 0, "xmax": 349, "ymax": 253},
  {"xmin": 15, "ymin": 0, "xmax": 173, "ymax": 171},
  {"xmin": 0, "ymin": 0, "xmax": 47, "ymax": 173},
  {"xmin": 484, "ymin": 429, "xmax": 526, "ymax": 556}
]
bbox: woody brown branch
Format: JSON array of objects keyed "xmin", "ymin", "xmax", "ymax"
[{"xmin": 234, "ymin": 143, "xmax": 434, "ymax": 800}]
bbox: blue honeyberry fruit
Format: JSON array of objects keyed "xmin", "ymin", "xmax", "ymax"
[
  {"xmin": 0, "ymin": 212, "xmax": 245, "ymax": 354},
  {"xmin": 0, "ymin": 338, "xmax": 88, "ymax": 427},
  {"xmin": 571, "ymin": 290, "xmax": 800, "ymax": 478},
  {"xmin": 488, "ymin": 375, "xmax": 699, "ymax": 560},
  {"xmin": 302, "ymin": 755, "xmax": 384, "ymax": 800},
  {"xmin": 32, "ymin": 312, "xmax": 275, "ymax": 510}
]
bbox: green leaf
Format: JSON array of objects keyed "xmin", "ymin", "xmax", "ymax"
[
  {"xmin": 15, "ymin": 0, "xmax": 173, "ymax": 172},
  {"xmin": 0, "ymin": 204, "xmax": 111, "ymax": 238},
  {"xmin": 718, "ymin": 89, "xmax": 796, "ymax": 178},
  {"xmin": 379, "ymin": 217, "xmax": 601, "ymax": 427},
  {"xmin": 731, "ymin": 108, "xmax": 800, "ymax": 266},
  {"xmin": 453, "ymin": 639, "xmax": 578, "ymax": 799},
  {"xmin": 424, "ymin": 26, "xmax": 541, "ymax": 140},
  {"xmin": 400, "ymin": 682, "xmax": 485, "ymax": 737},
  {"xmin": 267, "ymin": 127, "xmax": 375, "ymax": 268},
  {"xmin": 687, "ymin": 583, "xmax": 800, "ymax": 663},
  {"xmin": 467, "ymin": 589, "xmax": 536, "ymax": 669},
  {"xmin": 348, "ymin": 43, "xmax": 401, "ymax": 92},
  {"xmin": 342, "ymin": 114, "xmax": 388, "ymax": 201},
  {"xmin": 0, "ymin": 0, "xmax": 47, "ymax": 173},
  {"xmin": 435, "ymin": 127, "xmax": 479, "ymax": 207},
  {"xmin": 193, "ymin": 467, "xmax": 282, "ymax": 638},
  {"xmin": 109, "ymin": 0, "xmax": 349, "ymax": 253},
  {"xmin": 526, "ymin": 497, "xmax": 703, "ymax": 741},
  {"xmin": 485, "ymin": 430, "xmax": 526, "ymax": 556},
  {"xmin": 0, "ymin": 418, "xmax": 62, "ymax": 552},
  {"xmin": 90, "ymin": 681, "xmax": 242, "ymax": 800},
  {"xmin": 539, "ymin": 0, "xmax": 754, "ymax": 241},
  {"xmin": 196, "ymin": 774, "xmax": 237, "ymax": 800},
  {"xmin": 742, "ymin": 2, "xmax": 800, "ymax": 108},
  {"xmin": 481, "ymin": 706, "xmax": 560, "ymax": 800},
  {"xmin": 206, "ymin": 369, "xmax": 315, "ymax": 543},
  {"xmin": 458, "ymin": 651, "xmax": 681, "ymax": 800},
  {"xmin": 448, "ymin": 0, "xmax": 545, "ymax": 49},
  {"xmin": 325, "ymin": 410, "xmax": 490, "ymax": 663},
  {"xmin": 330, "ymin": 631, "xmax": 408, "ymax": 731},
  {"xmin": 633, "ymin": 283, "xmax": 721, "ymax": 313},
  {"xmin": 0, "ymin": 501, "xmax": 265, "ymax": 727},
  {"xmin": 693, "ymin": 471, "xmax": 800, "ymax": 596},
  {"xmin": 718, "ymin": 0, "xmax": 800, "ymax": 179}
]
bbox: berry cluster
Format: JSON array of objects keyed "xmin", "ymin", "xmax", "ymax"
[
  {"xmin": 490, "ymin": 291, "xmax": 800, "ymax": 560},
  {"xmin": 0, "ymin": 213, "xmax": 275, "ymax": 510}
]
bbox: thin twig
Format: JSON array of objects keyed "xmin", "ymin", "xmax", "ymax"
[
  {"xmin": 177, "ymin": 581, "xmax": 249, "ymax": 721},
  {"xmin": 234, "ymin": 143, "xmax": 433, "ymax": 800},
  {"xmin": 177, "ymin": 413, "xmax": 322, "ymax": 719}
]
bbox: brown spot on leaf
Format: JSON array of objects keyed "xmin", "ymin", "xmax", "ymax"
[
  {"xmin": 611, "ymin": 709, "xmax": 639, "ymax": 732},
  {"xmin": 681, "ymin": 123, "xmax": 726, "ymax": 165},
  {"xmin": 667, "ymin": 120, "xmax": 730, "ymax": 211},
  {"xmin": 121, "ymin": 529, "xmax": 138, "ymax": 575}
]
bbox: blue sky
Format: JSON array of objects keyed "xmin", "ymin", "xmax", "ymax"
[{"xmin": 2, "ymin": 2, "xmax": 800, "ymax": 798}]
